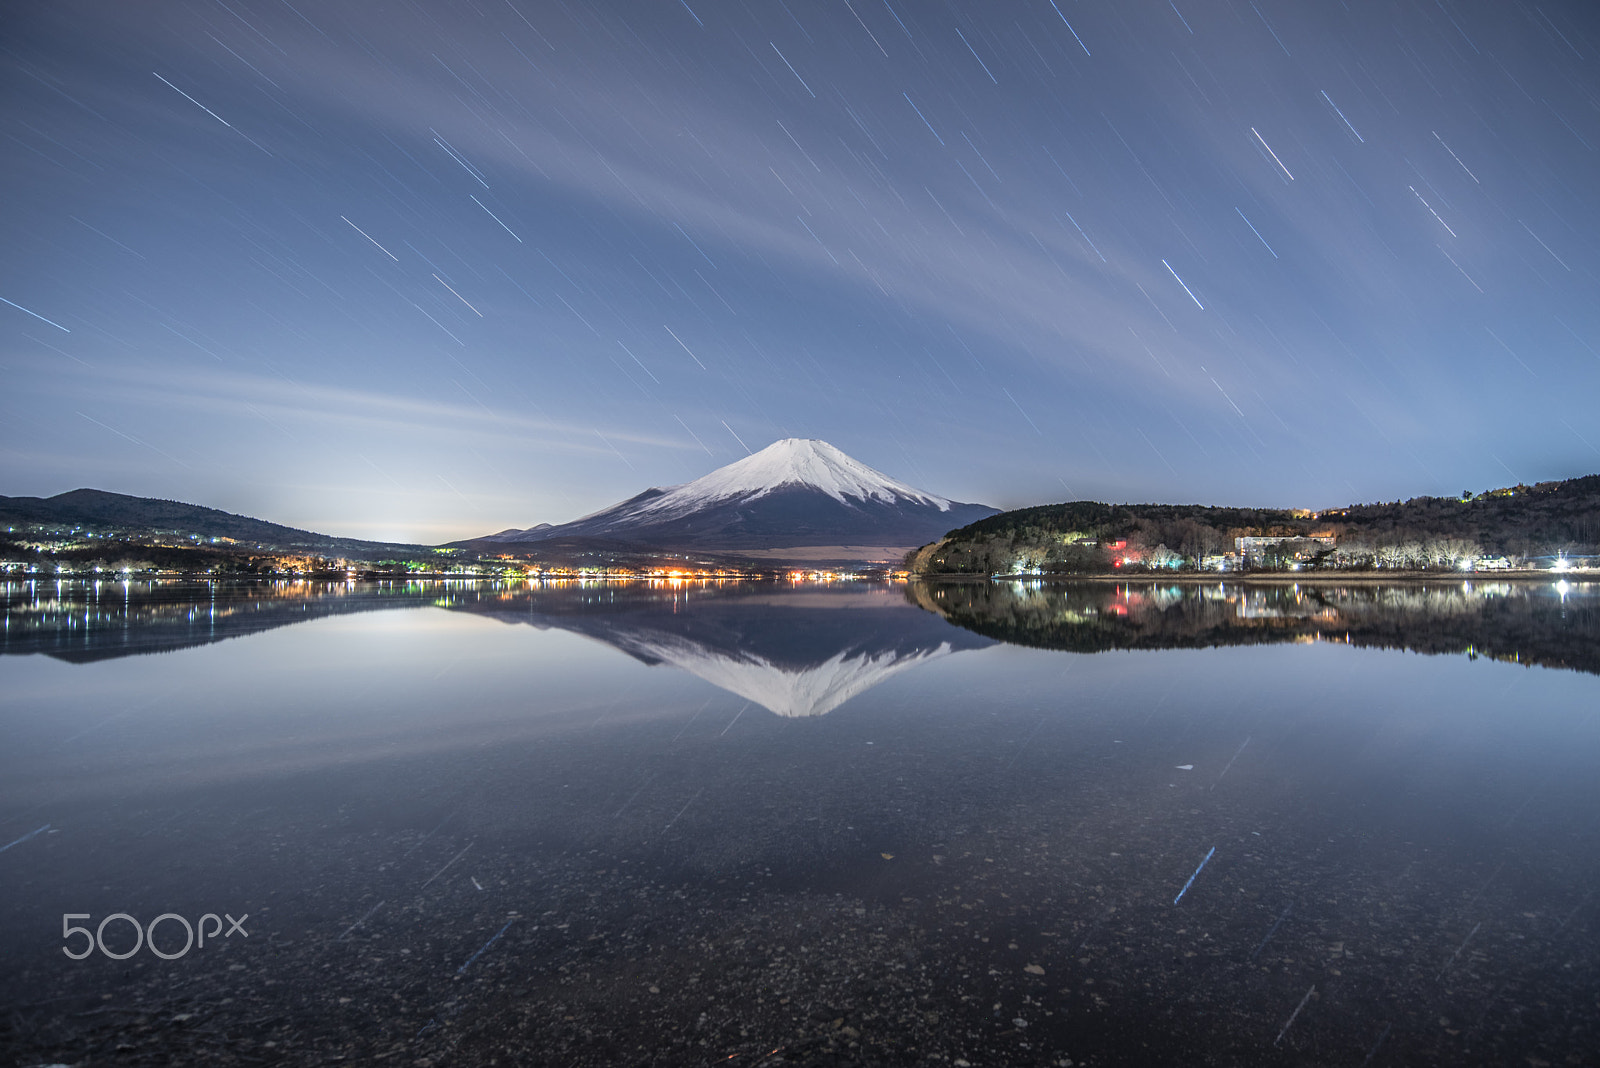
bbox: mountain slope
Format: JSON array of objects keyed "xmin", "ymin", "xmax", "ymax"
[
  {"xmin": 475, "ymin": 439, "xmax": 997, "ymax": 550},
  {"xmin": 0, "ymin": 488, "xmax": 425, "ymax": 556}
]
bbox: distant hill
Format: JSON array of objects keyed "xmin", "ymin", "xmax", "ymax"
[
  {"xmin": 909, "ymin": 474, "xmax": 1600, "ymax": 575},
  {"xmin": 0, "ymin": 488, "xmax": 426, "ymax": 559},
  {"xmin": 461, "ymin": 438, "xmax": 997, "ymax": 555}
]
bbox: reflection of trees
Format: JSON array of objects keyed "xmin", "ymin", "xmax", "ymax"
[
  {"xmin": 1, "ymin": 580, "xmax": 438, "ymax": 661},
  {"xmin": 908, "ymin": 579, "xmax": 1600, "ymax": 677}
]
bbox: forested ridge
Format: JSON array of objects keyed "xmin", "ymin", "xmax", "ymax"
[{"xmin": 910, "ymin": 474, "xmax": 1600, "ymax": 575}]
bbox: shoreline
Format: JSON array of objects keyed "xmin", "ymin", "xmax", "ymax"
[
  {"xmin": 6, "ymin": 569, "xmax": 1593, "ymax": 585},
  {"xmin": 909, "ymin": 570, "xmax": 1590, "ymax": 585}
]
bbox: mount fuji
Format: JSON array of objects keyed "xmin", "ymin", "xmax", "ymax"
[{"xmin": 472, "ymin": 439, "xmax": 997, "ymax": 553}]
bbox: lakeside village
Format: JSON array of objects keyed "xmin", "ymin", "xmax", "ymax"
[
  {"xmin": 913, "ymin": 483, "xmax": 1600, "ymax": 577},
  {"xmin": 1010, "ymin": 533, "xmax": 1593, "ymax": 576},
  {"xmin": 0, "ymin": 526, "xmax": 868, "ymax": 582},
  {"xmin": 2, "ymin": 522, "xmax": 1594, "ymax": 581}
]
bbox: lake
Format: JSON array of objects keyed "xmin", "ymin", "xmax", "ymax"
[{"xmin": 2, "ymin": 577, "xmax": 1598, "ymax": 1066}]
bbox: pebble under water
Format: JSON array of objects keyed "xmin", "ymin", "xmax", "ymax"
[{"xmin": 2, "ymin": 577, "xmax": 1598, "ymax": 1066}]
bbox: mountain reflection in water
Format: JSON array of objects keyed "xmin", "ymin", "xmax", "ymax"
[
  {"xmin": 6, "ymin": 579, "xmax": 1599, "ymax": 723},
  {"xmin": 1, "ymin": 579, "xmax": 996, "ymax": 718},
  {"xmin": 465, "ymin": 583, "xmax": 994, "ymax": 717},
  {"xmin": 8, "ymin": 576, "xmax": 1598, "ymax": 680}
]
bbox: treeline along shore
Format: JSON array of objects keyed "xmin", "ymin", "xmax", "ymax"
[{"xmin": 908, "ymin": 475, "xmax": 1600, "ymax": 577}]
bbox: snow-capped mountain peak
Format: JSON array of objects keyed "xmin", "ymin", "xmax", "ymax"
[
  {"xmin": 638, "ymin": 438, "xmax": 953, "ymax": 517},
  {"xmin": 469, "ymin": 437, "xmax": 997, "ymax": 550}
]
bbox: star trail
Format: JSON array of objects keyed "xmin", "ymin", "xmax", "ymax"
[{"xmin": 3, "ymin": 0, "xmax": 1598, "ymax": 541}]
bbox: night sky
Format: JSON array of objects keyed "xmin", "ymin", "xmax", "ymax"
[{"xmin": 4, "ymin": 1, "xmax": 1599, "ymax": 542}]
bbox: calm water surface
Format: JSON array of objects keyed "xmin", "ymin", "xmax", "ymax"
[{"xmin": 2, "ymin": 578, "xmax": 1598, "ymax": 1066}]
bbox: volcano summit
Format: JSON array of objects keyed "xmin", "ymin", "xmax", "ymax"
[{"xmin": 473, "ymin": 439, "xmax": 997, "ymax": 555}]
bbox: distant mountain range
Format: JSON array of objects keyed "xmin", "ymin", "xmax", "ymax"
[
  {"xmin": 0, "ymin": 488, "xmax": 425, "ymax": 559},
  {"xmin": 463, "ymin": 438, "xmax": 998, "ymax": 554},
  {"xmin": 3, "ymin": 440, "xmax": 997, "ymax": 568},
  {"xmin": 12, "ymin": 454, "xmax": 1597, "ymax": 575}
]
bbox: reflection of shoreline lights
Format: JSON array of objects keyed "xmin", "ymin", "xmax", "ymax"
[
  {"xmin": 7, "ymin": 575, "xmax": 910, "ymax": 638},
  {"xmin": 788, "ymin": 570, "xmax": 846, "ymax": 583},
  {"xmin": 1556, "ymin": 580, "xmax": 1572, "ymax": 601}
]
